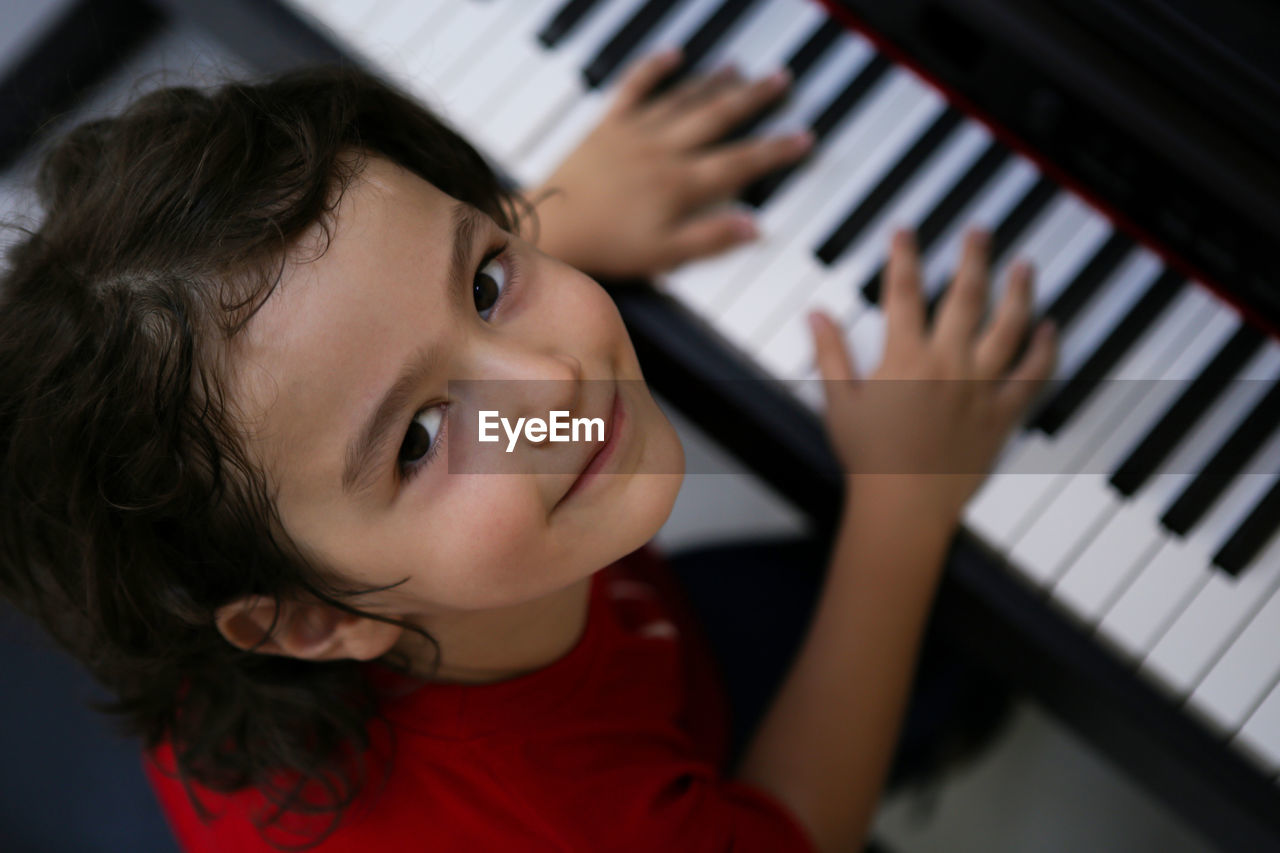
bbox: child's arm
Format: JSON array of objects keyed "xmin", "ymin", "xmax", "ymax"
[
  {"xmin": 520, "ymin": 50, "xmax": 814, "ymax": 277},
  {"xmin": 733, "ymin": 231, "xmax": 1058, "ymax": 853}
]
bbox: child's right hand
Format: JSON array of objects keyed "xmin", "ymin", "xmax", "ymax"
[{"xmin": 808, "ymin": 229, "xmax": 1058, "ymax": 521}]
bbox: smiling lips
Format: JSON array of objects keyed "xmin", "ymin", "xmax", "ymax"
[{"xmin": 563, "ymin": 386, "xmax": 623, "ymax": 502}]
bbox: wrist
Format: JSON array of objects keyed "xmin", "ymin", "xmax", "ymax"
[{"xmin": 842, "ymin": 474, "xmax": 963, "ymax": 540}]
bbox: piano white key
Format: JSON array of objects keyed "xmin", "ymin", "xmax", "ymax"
[
  {"xmin": 1097, "ymin": 538, "xmax": 1212, "ymax": 665},
  {"xmin": 518, "ymin": 0, "xmax": 724, "ymax": 186},
  {"xmin": 1026, "ymin": 212, "xmax": 1111, "ymax": 313},
  {"xmin": 403, "ymin": 1, "xmax": 518, "ymax": 105},
  {"xmin": 1050, "ymin": 303, "xmax": 1237, "ymax": 619},
  {"xmin": 1186, "ymin": 521, "xmax": 1280, "ymax": 736},
  {"xmin": 313, "ymin": 0, "xmax": 383, "ymax": 38},
  {"xmin": 752, "ymin": 32, "xmax": 874, "ymax": 136},
  {"xmin": 665, "ymin": 24, "xmax": 903, "ymax": 319},
  {"xmin": 698, "ymin": 0, "xmax": 823, "ymax": 78},
  {"xmin": 1012, "ymin": 292, "xmax": 1228, "ymax": 588},
  {"xmin": 1235, "ymin": 676, "xmax": 1280, "ymax": 775},
  {"xmin": 985, "ymin": 193, "xmax": 1090, "ymax": 303},
  {"xmin": 916, "ymin": 156, "xmax": 1039, "ymax": 300},
  {"xmin": 963, "ymin": 249, "xmax": 1165, "ymax": 548},
  {"xmin": 1015, "ymin": 477, "xmax": 1119, "ymax": 586},
  {"xmin": 845, "ymin": 306, "xmax": 885, "ymax": 376},
  {"xmin": 1144, "ymin": 385, "xmax": 1280, "ymax": 700},
  {"xmin": 706, "ymin": 90, "xmax": 946, "ymax": 344},
  {"xmin": 666, "ymin": 69, "xmax": 931, "ymax": 317},
  {"xmin": 288, "ymin": 0, "xmax": 455, "ymax": 94},
  {"xmin": 483, "ymin": 0, "xmax": 648, "ymax": 166},
  {"xmin": 362, "ymin": 0, "xmax": 454, "ymax": 60},
  {"xmin": 441, "ymin": 0, "xmax": 568, "ymax": 146},
  {"xmin": 1097, "ymin": 343, "xmax": 1280, "ymax": 661},
  {"xmin": 741, "ymin": 119, "xmax": 991, "ymax": 351}
]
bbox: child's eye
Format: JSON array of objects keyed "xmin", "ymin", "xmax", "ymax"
[
  {"xmin": 398, "ymin": 404, "xmax": 446, "ymax": 477},
  {"xmin": 472, "ymin": 252, "xmax": 508, "ymax": 320}
]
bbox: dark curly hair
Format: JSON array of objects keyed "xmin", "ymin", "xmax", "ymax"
[{"xmin": 0, "ymin": 64, "xmax": 529, "ymax": 849}]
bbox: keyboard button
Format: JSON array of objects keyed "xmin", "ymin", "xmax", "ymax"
[
  {"xmin": 1097, "ymin": 343, "xmax": 1280, "ymax": 660},
  {"xmin": 1161, "ymin": 376, "xmax": 1280, "ymax": 536},
  {"xmin": 1215, "ymin": 474, "xmax": 1280, "ymax": 575},
  {"xmin": 1050, "ymin": 304, "xmax": 1235, "ymax": 619},
  {"xmin": 1236, "ymin": 674, "xmax": 1280, "ymax": 775},
  {"xmin": 584, "ymin": 0, "xmax": 684, "ymax": 88},
  {"xmin": 652, "ymin": 0, "xmax": 762, "ymax": 93},
  {"xmin": 1186, "ymin": 533, "xmax": 1280, "ymax": 735},
  {"xmin": 861, "ymin": 141, "xmax": 1009, "ymax": 304},
  {"xmin": 1031, "ymin": 270, "xmax": 1184, "ymax": 436},
  {"xmin": 1111, "ymin": 326, "xmax": 1266, "ymax": 498},
  {"xmin": 815, "ymin": 108, "xmax": 963, "ymax": 264},
  {"xmin": 742, "ymin": 51, "xmax": 890, "ymax": 206},
  {"xmin": 540, "ymin": 0, "xmax": 609, "ymax": 47},
  {"xmin": 1138, "ymin": 406, "xmax": 1280, "ymax": 697}
]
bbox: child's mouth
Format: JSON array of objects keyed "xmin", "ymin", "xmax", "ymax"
[{"xmin": 559, "ymin": 385, "xmax": 624, "ymax": 504}]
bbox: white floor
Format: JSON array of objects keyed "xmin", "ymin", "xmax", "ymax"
[{"xmin": 653, "ymin": 396, "xmax": 1218, "ymax": 853}]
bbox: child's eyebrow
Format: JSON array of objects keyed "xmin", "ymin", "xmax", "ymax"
[{"xmin": 341, "ymin": 201, "xmax": 483, "ymax": 496}]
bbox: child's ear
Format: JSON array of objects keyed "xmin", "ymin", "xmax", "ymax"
[{"xmin": 214, "ymin": 594, "xmax": 404, "ymax": 662}]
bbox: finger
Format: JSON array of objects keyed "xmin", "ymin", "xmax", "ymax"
[
  {"xmin": 973, "ymin": 260, "xmax": 1034, "ymax": 378},
  {"xmin": 808, "ymin": 310, "xmax": 859, "ymax": 383},
  {"xmin": 659, "ymin": 211, "xmax": 758, "ymax": 270},
  {"xmin": 997, "ymin": 321, "xmax": 1058, "ymax": 419},
  {"xmin": 689, "ymin": 131, "xmax": 814, "ymax": 200},
  {"xmin": 883, "ymin": 229, "xmax": 925, "ymax": 349},
  {"xmin": 644, "ymin": 64, "xmax": 741, "ymax": 124},
  {"xmin": 666, "ymin": 67, "xmax": 792, "ymax": 146},
  {"xmin": 933, "ymin": 229, "xmax": 991, "ymax": 356},
  {"xmin": 808, "ymin": 311, "xmax": 860, "ymax": 415},
  {"xmin": 608, "ymin": 48, "xmax": 684, "ymax": 117}
]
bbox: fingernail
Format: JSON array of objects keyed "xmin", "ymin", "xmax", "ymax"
[
  {"xmin": 657, "ymin": 46, "xmax": 682, "ymax": 64},
  {"xmin": 807, "ymin": 311, "xmax": 824, "ymax": 333},
  {"xmin": 734, "ymin": 215, "xmax": 758, "ymax": 240},
  {"xmin": 766, "ymin": 67, "xmax": 792, "ymax": 89},
  {"xmin": 1013, "ymin": 260, "xmax": 1033, "ymax": 286},
  {"xmin": 789, "ymin": 130, "xmax": 815, "ymax": 152}
]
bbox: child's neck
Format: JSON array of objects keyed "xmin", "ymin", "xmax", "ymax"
[{"xmin": 394, "ymin": 574, "xmax": 594, "ymax": 686}]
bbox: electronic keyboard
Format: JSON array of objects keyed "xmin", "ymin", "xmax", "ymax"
[{"xmin": 4, "ymin": 0, "xmax": 1278, "ymax": 847}]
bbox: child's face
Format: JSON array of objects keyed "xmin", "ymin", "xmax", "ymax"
[{"xmin": 230, "ymin": 155, "xmax": 684, "ymax": 619}]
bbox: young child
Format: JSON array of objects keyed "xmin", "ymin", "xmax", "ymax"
[{"xmin": 0, "ymin": 50, "xmax": 1054, "ymax": 853}]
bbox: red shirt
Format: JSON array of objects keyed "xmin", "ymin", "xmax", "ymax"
[{"xmin": 143, "ymin": 547, "xmax": 817, "ymax": 852}]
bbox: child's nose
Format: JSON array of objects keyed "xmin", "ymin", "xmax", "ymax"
[{"xmin": 498, "ymin": 350, "xmax": 584, "ymax": 425}]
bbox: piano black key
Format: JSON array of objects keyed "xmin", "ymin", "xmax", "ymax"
[
  {"xmin": 583, "ymin": 0, "xmax": 681, "ymax": 89},
  {"xmin": 809, "ymin": 54, "xmax": 892, "ymax": 141},
  {"xmin": 924, "ymin": 175, "xmax": 1057, "ymax": 315},
  {"xmin": 1041, "ymin": 231, "xmax": 1133, "ymax": 331},
  {"xmin": 814, "ymin": 107, "xmax": 964, "ymax": 265},
  {"xmin": 1030, "ymin": 270, "xmax": 1185, "ymax": 436},
  {"xmin": 1213, "ymin": 474, "xmax": 1280, "ymax": 576},
  {"xmin": 741, "ymin": 53, "xmax": 892, "ymax": 208},
  {"xmin": 539, "ymin": 0, "xmax": 605, "ymax": 48},
  {"xmin": 652, "ymin": 0, "xmax": 759, "ymax": 95},
  {"xmin": 780, "ymin": 18, "xmax": 844, "ymax": 85},
  {"xmin": 861, "ymin": 140, "xmax": 1010, "ymax": 305},
  {"xmin": 997, "ymin": 230, "xmax": 1133, "ymax": 378},
  {"xmin": 1110, "ymin": 325, "xmax": 1266, "ymax": 497},
  {"xmin": 726, "ymin": 18, "xmax": 844, "ymax": 143},
  {"xmin": 1161, "ymin": 378, "xmax": 1280, "ymax": 537}
]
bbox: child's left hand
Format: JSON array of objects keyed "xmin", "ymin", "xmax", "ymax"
[{"xmin": 525, "ymin": 49, "xmax": 815, "ymax": 278}]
